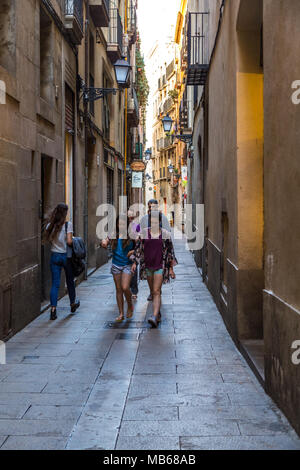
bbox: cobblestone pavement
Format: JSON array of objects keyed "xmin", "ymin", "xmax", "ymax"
[{"xmin": 0, "ymin": 235, "xmax": 300, "ymax": 450}]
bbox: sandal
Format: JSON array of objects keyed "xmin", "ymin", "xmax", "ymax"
[
  {"xmin": 115, "ymin": 314, "xmax": 124, "ymax": 323},
  {"xmin": 126, "ymin": 308, "xmax": 134, "ymax": 319},
  {"xmin": 131, "ymin": 294, "xmax": 138, "ymax": 300}
]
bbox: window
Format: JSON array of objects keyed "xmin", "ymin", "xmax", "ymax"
[
  {"xmin": 118, "ymin": 169, "xmax": 122, "ymax": 198},
  {"xmin": 0, "ymin": 0, "xmax": 16, "ymax": 74},
  {"xmin": 89, "ymin": 33, "xmax": 95, "ymax": 116},
  {"xmin": 103, "ymin": 75, "xmax": 110, "ymax": 140},
  {"xmin": 40, "ymin": 7, "xmax": 53, "ymax": 102},
  {"xmin": 65, "ymin": 85, "xmax": 75, "ymax": 221},
  {"xmin": 107, "ymin": 168, "xmax": 114, "ymax": 205}
]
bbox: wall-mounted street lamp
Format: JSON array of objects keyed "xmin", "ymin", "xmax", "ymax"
[
  {"xmin": 144, "ymin": 148, "xmax": 152, "ymax": 161},
  {"xmin": 114, "ymin": 57, "xmax": 132, "ymax": 87},
  {"xmin": 79, "ymin": 57, "xmax": 132, "ymax": 102},
  {"xmin": 168, "ymin": 164, "xmax": 174, "ymax": 174},
  {"xmin": 161, "ymin": 114, "xmax": 193, "ymax": 145},
  {"xmin": 162, "ymin": 114, "xmax": 173, "ymax": 133}
]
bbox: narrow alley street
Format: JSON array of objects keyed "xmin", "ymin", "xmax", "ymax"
[{"xmin": 0, "ymin": 235, "xmax": 299, "ymax": 451}]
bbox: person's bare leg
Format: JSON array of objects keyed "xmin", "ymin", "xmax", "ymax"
[
  {"xmin": 121, "ymin": 273, "xmax": 134, "ymax": 317},
  {"xmin": 113, "ymin": 274, "xmax": 124, "ymax": 321},
  {"xmin": 152, "ymin": 274, "xmax": 163, "ymax": 318},
  {"xmin": 147, "ymin": 275, "xmax": 154, "ymax": 301}
]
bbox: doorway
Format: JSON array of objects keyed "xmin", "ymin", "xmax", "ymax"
[
  {"xmin": 236, "ymin": 0, "xmax": 265, "ymax": 381},
  {"xmin": 41, "ymin": 155, "xmax": 53, "ymax": 302}
]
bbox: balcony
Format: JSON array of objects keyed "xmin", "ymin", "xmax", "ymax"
[
  {"xmin": 163, "ymin": 136, "xmax": 173, "ymax": 148},
  {"xmin": 64, "ymin": 0, "xmax": 84, "ymax": 45},
  {"xmin": 157, "ymin": 138, "xmax": 164, "ymax": 151},
  {"xmin": 127, "ymin": 87, "xmax": 139, "ymax": 128},
  {"xmin": 166, "ymin": 60, "xmax": 175, "ymax": 79},
  {"xmin": 187, "ymin": 12, "xmax": 209, "ymax": 86},
  {"xmin": 179, "ymin": 99, "xmax": 189, "ymax": 130},
  {"xmin": 163, "ymin": 97, "xmax": 173, "ymax": 114},
  {"xmin": 89, "ymin": 0, "xmax": 109, "ymax": 27},
  {"xmin": 127, "ymin": 0, "xmax": 137, "ymax": 44},
  {"xmin": 107, "ymin": 8, "xmax": 123, "ymax": 63}
]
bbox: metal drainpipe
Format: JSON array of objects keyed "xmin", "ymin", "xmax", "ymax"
[
  {"xmin": 84, "ymin": 0, "xmax": 89, "ymax": 279},
  {"xmin": 124, "ymin": 0, "xmax": 129, "ymax": 199}
]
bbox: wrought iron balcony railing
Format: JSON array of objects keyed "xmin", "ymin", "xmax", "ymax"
[
  {"xmin": 187, "ymin": 11, "xmax": 209, "ymax": 86},
  {"xmin": 179, "ymin": 99, "xmax": 189, "ymax": 130},
  {"xmin": 166, "ymin": 60, "xmax": 175, "ymax": 79},
  {"xmin": 128, "ymin": 86, "xmax": 139, "ymax": 127},
  {"xmin": 108, "ymin": 8, "xmax": 123, "ymax": 51},
  {"xmin": 128, "ymin": 0, "xmax": 137, "ymax": 35},
  {"xmin": 163, "ymin": 97, "xmax": 173, "ymax": 114},
  {"xmin": 64, "ymin": 0, "xmax": 84, "ymax": 45}
]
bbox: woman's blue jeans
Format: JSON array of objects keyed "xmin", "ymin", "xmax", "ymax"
[{"xmin": 50, "ymin": 252, "xmax": 76, "ymax": 307}]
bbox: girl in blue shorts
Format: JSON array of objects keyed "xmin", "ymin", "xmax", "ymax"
[{"xmin": 101, "ymin": 215, "xmax": 135, "ymax": 322}]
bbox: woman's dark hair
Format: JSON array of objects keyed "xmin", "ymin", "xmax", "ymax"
[
  {"xmin": 110, "ymin": 215, "xmax": 132, "ymax": 251},
  {"xmin": 43, "ymin": 203, "xmax": 68, "ymax": 243}
]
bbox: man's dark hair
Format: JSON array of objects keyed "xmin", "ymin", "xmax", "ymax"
[{"xmin": 148, "ymin": 199, "xmax": 158, "ymax": 206}]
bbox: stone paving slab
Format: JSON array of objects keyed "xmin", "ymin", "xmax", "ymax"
[
  {"xmin": 0, "ymin": 419, "xmax": 74, "ymax": 437},
  {"xmin": 180, "ymin": 435, "xmax": 300, "ymax": 450},
  {"xmin": 0, "ymin": 382, "xmax": 47, "ymax": 393},
  {"xmin": 1, "ymin": 436, "xmax": 68, "ymax": 450},
  {"xmin": 119, "ymin": 420, "xmax": 240, "ymax": 437},
  {"xmin": 0, "ymin": 234, "xmax": 300, "ymax": 450},
  {"xmin": 0, "ymin": 404, "xmax": 29, "ymax": 419},
  {"xmin": 116, "ymin": 436, "xmax": 180, "ymax": 450},
  {"xmin": 23, "ymin": 405, "xmax": 84, "ymax": 421},
  {"xmin": 0, "ymin": 437, "xmax": 7, "ymax": 448},
  {"xmin": 123, "ymin": 405, "xmax": 179, "ymax": 421}
]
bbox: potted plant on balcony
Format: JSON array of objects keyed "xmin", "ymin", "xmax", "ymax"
[
  {"xmin": 136, "ymin": 36, "xmax": 149, "ymax": 136},
  {"xmin": 168, "ymin": 89, "xmax": 179, "ymax": 103}
]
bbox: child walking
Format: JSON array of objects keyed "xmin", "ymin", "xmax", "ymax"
[
  {"xmin": 131, "ymin": 211, "xmax": 177, "ymax": 328},
  {"xmin": 101, "ymin": 215, "xmax": 135, "ymax": 322}
]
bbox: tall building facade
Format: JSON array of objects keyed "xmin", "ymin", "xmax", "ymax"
[
  {"xmin": 0, "ymin": 0, "xmax": 142, "ymax": 339},
  {"xmin": 150, "ymin": 38, "xmax": 187, "ymax": 228},
  {"xmin": 177, "ymin": 0, "xmax": 300, "ymax": 435}
]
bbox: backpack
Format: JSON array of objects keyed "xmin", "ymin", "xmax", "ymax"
[{"xmin": 65, "ymin": 223, "xmax": 86, "ymax": 277}]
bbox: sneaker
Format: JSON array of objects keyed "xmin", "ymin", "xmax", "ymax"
[
  {"xmin": 148, "ymin": 316, "xmax": 158, "ymax": 328},
  {"xmin": 71, "ymin": 300, "xmax": 80, "ymax": 313}
]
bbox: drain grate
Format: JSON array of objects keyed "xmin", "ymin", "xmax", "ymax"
[{"xmin": 23, "ymin": 356, "xmax": 40, "ymax": 360}]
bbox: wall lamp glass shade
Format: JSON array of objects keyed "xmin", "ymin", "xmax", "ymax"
[
  {"xmin": 114, "ymin": 57, "xmax": 131, "ymax": 86},
  {"xmin": 162, "ymin": 114, "xmax": 173, "ymax": 133}
]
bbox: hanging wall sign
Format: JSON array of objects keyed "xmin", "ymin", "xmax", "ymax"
[
  {"xmin": 131, "ymin": 171, "xmax": 143, "ymax": 188},
  {"xmin": 130, "ymin": 160, "xmax": 146, "ymax": 172},
  {"xmin": 181, "ymin": 166, "xmax": 188, "ymax": 187}
]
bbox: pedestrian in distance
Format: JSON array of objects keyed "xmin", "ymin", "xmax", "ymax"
[
  {"xmin": 139, "ymin": 199, "xmax": 172, "ymax": 301},
  {"xmin": 131, "ymin": 211, "xmax": 177, "ymax": 328},
  {"xmin": 128, "ymin": 209, "xmax": 140, "ymax": 300},
  {"xmin": 101, "ymin": 214, "xmax": 135, "ymax": 323},
  {"xmin": 43, "ymin": 203, "xmax": 80, "ymax": 321}
]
